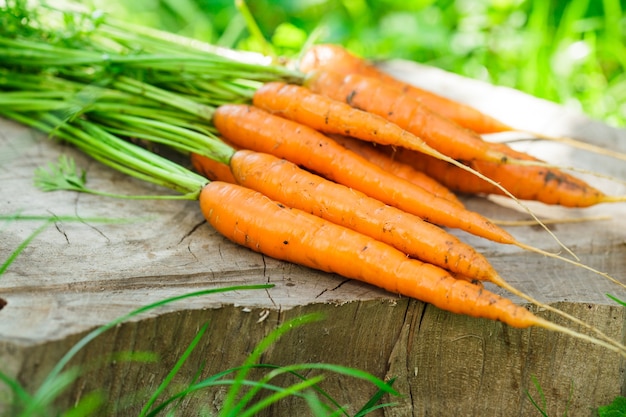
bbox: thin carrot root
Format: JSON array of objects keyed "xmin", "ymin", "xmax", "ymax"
[
  {"xmin": 600, "ymin": 195, "xmax": 626, "ymax": 203},
  {"xmin": 503, "ymin": 157, "xmax": 626, "ymax": 189},
  {"xmin": 515, "ymin": 241, "xmax": 626, "ymax": 292},
  {"xmin": 489, "ymin": 276, "xmax": 626, "ymax": 356},
  {"xmin": 533, "ymin": 316, "xmax": 626, "ymax": 356},
  {"xmin": 528, "ymin": 131, "xmax": 626, "ymax": 163},
  {"xmin": 491, "ymin": 216, "xmax": 611, "ymax": 227}
]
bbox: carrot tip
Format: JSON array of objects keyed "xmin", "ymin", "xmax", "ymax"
[
  {"xmin": 527, "ymin": 131, "xmax": 626, "ymax": 163},
  {"xmin": 601, "ymin": 195, "xmax": 626, "ymax": 204},
  {"xmin": 535, "ymin": 317, "xmax": 626, "ymax": 357}
]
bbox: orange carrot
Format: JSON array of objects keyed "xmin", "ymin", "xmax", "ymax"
[
  {"xmin": 200, "ymin": 181, "xmax": 626, "ymax": 354},
  {"xmin": 329, "ymin": 134, "xmax": 463, "ymax": 207},
  {"xmin": 194, "ymin": 149, "xmax": 496, "ymax": 281},
  {"xmin": 213, "ymin": 104, "xmax": 517, "ymax": 245},
  {"xmin": 249, "ymin": 80, "xmax": 579, "ymax": 249},
  {"xmin": 298, "ymin": 72, "xmax": 626, "ymax": 206},
  {"xmin": 299, "ymin": 44, "xmax": 626, "ymax": 167},
  {"xmin": 201, "ymin": 182, "xmax": 532, "ymax": 326},
  {"xmin": 254, "ymin": 79, "xmax": 508, "ymax": 164},
  {"xmin": 299, "ymin": 71, "xmax": 508, "ymax": 163},
  {"xmin": 191, "ymin": 152, "xmax": 237, "ymax": 183},
  {"xmin": 299, "ymin": 44, "xmax": 514, "ymax": 134},
  {"xmin": 389, "ymin": 143, "xmax": 618, "ymax": 208}
]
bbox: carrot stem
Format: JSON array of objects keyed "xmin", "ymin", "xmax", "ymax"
[
  {"xmin": 111, "ymin": 76, "xmax": 218, "ymax": 121},
  {"xmin": 2, "ymin": 110, "xmax": 207, "ymax": 198}
]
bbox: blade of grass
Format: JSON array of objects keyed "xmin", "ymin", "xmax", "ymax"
[
  {"xmin": 235, "ymin": 0, "xmax": 276, "ymax": 60},
  {"xmin": 138, "ymin": 322, "xmax": 210, "ymax": 417},
  {"xmin": 0, "ymin": 370, "xmax": 32, "ymax": 406},
  {"xmin": 220, "ymin": 313, "xmax": 325, "ymax": 416},
  {"xmin": 0, "ymin": 213, "xmax": 151, "ymax": 223},
  {"xmin": 60, "ymin": 390, "xmax": 105, "ymax": 417},
  {"xmin": 607, "ymin": 294, "xmax": 626, "ymax": 306},
  {"xmin": 525, "ymin": 375, "xmax": 548, "ymax": 417},
  {"xmin": 145, "ymin": 377, "xmax": 314, "ymax": 417},
  {"xmin": 34, "ymin": 284, "xmax": 273, "ymax": 406},
  {"xmin": 236, "ymin": 362, "xmax": 399, "ymax": 412},
  {"xmin": 20, "ymin": 367, "xmax": 83, "ymax": 417},
  {"xmin": 0, "ymin": 219, "xmax": 52, "ymax": 276},
  {"xmin": 236, "ymin": 376, "xmax": 326, "ymax": 417},
  {"xmin": 354, "ymin": 377, "xmax": 398, "ymax": 417}
]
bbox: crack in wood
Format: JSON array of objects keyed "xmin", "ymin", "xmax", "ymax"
[
  {"xmin": 177, "ymin": 219, "xmax": 206, "ymax": 245},
  {"xmin": 54, "ymin": 222, "xmax": 70, "ymax": 244},
  {"xmin": 0, "ymin": 269, "xmax": 271, "ymax": 295},
  {"xmin": 314, "ymin": 279, "xmax": 351, "ymax": 299}
]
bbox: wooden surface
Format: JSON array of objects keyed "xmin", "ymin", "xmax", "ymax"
[{"xmin": 1, "ymin": 60, "xmax": 626, "ymax": 416}]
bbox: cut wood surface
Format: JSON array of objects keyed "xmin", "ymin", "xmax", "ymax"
[{"xmin": 1, "ymin": 60, "xmax": 625, "ymax": 416}]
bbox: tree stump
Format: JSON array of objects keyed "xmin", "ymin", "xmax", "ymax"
[{"xmin": 1, "ymin": 60, "xmax": 625, "ymax": 416}]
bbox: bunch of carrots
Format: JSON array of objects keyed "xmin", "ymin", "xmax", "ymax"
[{"xmin": 1, "ymin": 2, "xmax": 626, "ymax": 355}]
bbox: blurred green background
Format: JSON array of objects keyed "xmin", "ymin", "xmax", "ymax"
[{"xmin": 94, "ymin": 0, "xmax": 626, "ymax": 126}]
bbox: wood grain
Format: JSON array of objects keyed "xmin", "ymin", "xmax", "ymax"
[{"xmin": 1, "ymin": 60, "xmax": 625, "ymax": 416}]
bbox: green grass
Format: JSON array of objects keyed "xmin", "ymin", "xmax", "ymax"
[{"xmin": 90, "ymin": 0, "xmax": 626, "ymax": 127}]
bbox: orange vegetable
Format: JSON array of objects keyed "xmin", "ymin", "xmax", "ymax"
[
  {"xmin": 200, "ymin": 181, "xmax": 539, "ymax": 328},
  {"xmin": 329, "ymin": 134, "xmax": 463, "ymax": 207},
  {"xmin": 389, "ymin": 142, "xmax": 621, "ymax": 207},
  {"xmin": 299, "ymin": 43, "xmax": 513, "ymax": 134},
  {"xmin": 253, "ymin": 80, "xmax": 509, "ymax": 164},
  {"xmin": 194, "ymin": 149, "xmax": 495, "ymax": 281},
  {"xmin": 213, "ymin": 104, "xmax": 517, "ymax": 245},
  {"xmin": 202, "ymin": 180, "xmax": 626, "ymax": 354},
  {"xmin": 200, "ymin": 181, "xmax": 626, "ymax": 354}
]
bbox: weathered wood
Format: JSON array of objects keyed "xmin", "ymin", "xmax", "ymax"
[{"xmin": 1, "ymin": 60, "xmax": 625, "ymax": 416}]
